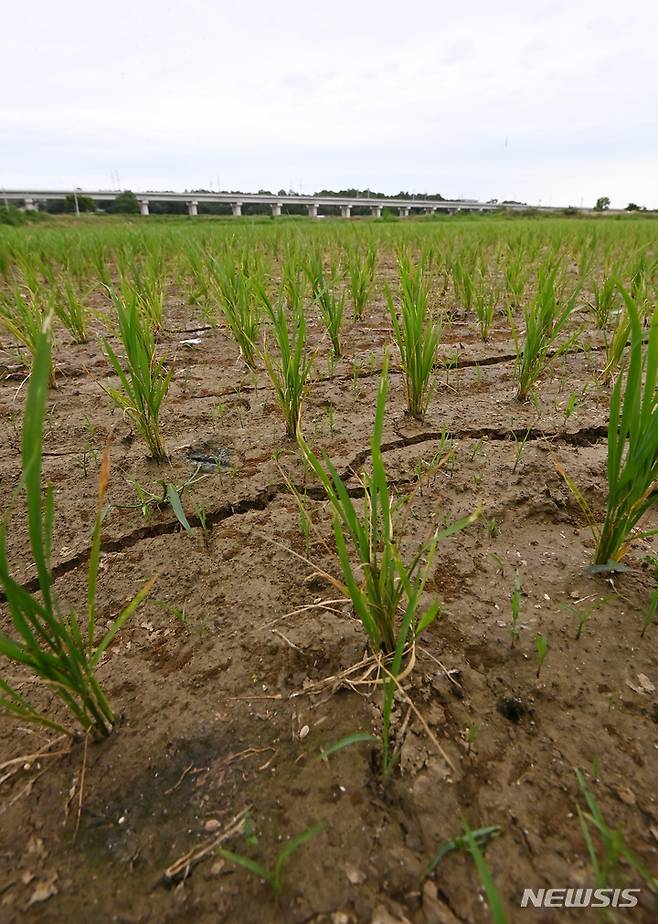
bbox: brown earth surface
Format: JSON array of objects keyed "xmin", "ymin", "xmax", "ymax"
[{"xmin": 0, "ymin": 276, "xmax": 657, "ymax": 924}]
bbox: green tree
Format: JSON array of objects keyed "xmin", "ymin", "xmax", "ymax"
[
  {"xmin": 64, "ymin": 194, "xmax": 96, "ymax": 213},
  {"xmin": 111, "ymin": 190, "xmax": 140, "ymax": 214},
  {"xmin": 594, "ymin": 196, "xmax": 611, "ymax": 211}
]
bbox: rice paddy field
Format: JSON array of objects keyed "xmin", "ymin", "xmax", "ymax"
[{"xmin": 0, "ymin": 215, "xmax": 657, "ymax": 923}]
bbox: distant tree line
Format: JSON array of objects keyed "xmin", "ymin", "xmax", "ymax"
[{"xmin": 35, "ymin": 189, "xmax": 652, "ymax": 217}]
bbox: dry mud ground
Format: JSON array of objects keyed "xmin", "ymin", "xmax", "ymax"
[{"xmin": 0, "ymin": 278, "xmax": 656, "ymax": 923}]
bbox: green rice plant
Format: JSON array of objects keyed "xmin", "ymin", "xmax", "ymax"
[
  {"xmin": 588, "ymin": 275, "xmax": 618, "ymax": 330},
  {"xmin": 504, "ymin": 246, "xmax": 529, "ymax": 306},
  {"xmin": 510, "ymin": 571, "xmax": 521, "ymax": 643},
  {"xmin": 102, "ymin": 288, "xmax": 172, "ymax": 461},
  {"xmin": 602, "ymin": 298, "xmax": 631, "ymax": 385},
  {"xmin": 118, "ymin": 465, "xmax": 206, "ymax": 530},
  {"xmin": 558, "ymin": 292, "xmax": 658, "ymax": 567},
  {"xmin": 216, "ymin": 821, "xmax": 323, "ymax": 898},
  {"xmin": 576, "ymin": 769, "xmax": 658, "ymax": 905},
  {"xmin": 298, "ymin": 356, "xmax": 478, "ymax": 772},
  {"xmin": 473, "ymin": 280, "xmax": 497, "ymax": 341},
  {"xmin": 509, "ymin": 264, "xmax": 581, "ymax": 400},
  {"xmin": 425, "ymin": 825, "xmax": 502, "ymax": 877},
  {"xmin": 0, "ymin": 323, "xmax": 153, "ymax": 738},
  {"xmin": 643, "ymin": 584, "xmax": 658, "ymax": 637},
  {"xmin": 305, "ymin": 250, "xmax": 345, "ymax": 357},
  {"xmin": 281, "ymin": 245, "xmax": 307, "ymax": 313},
  {"xmin": 534, "ymin": 633, "xmax": 548, "ymax": 677},
  {"xmin": 463, "ymin": 821, "xmax": 509, "ymax": 924},
  {"xmin": 53, "ymin": 277, "xmax": 89, "ymax": 343},
  {"xmin": 345, "ymin": 242, "xmax": 377, "ymax": 320},
  {"xmin": 119, "ymin": 251, "xmax": 166, "ymax": 331},
  {"xmin": 593, "ymin": 293, "xmax": 658, "ymax": 565},
  {"xmin": 0, "ymin": 284, "xmax": 55, "ymax": 384},
  {"xmin": 213, "ymin": 256, "xmax": 261, "ymax": 368},
  {"xmin": 452, "ymin": 255, "xmax": 475, "ymax": 309},
  {"xmin": 257, "ymin": 284, "xmax": 314, "ymax": 438},
  {"xmin": 386, "ymin": 253, "xmax": 441, "ymax": 418}
]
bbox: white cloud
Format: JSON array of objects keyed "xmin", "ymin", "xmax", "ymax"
[{"xmin": 2, "ymin": 0, "xmax": 656, "ymax": 208}]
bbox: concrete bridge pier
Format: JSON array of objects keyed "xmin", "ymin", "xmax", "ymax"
[
  {"xmin": 187, "ymin": 200, "xmax": 198, "ymax": 216},
  {"xmin": 139, "ymin": 200, "xmax": 150, "ymax": 216},
  {"xmin": 271, "ymin": 202, "xmax": 282, "ymax": 217},
  {"xmin": 371, "ymin": 205, "xmax": 382, "ymax": 218},
  {"xmin": 24, "ymin": 197, "xmax": 37, "ymax": 211},
  {"xmin": 340, "ymin": 204, "xmax": 352, "ymax": 218},
  {"xmin": 307, "ymin": 203, "xmax": 319, "ymax": 218},
  {"xmin": 399, "ymin": 206, "xmax": 410, "ymax": 218},
  {"xmin": 231, "ymin": 202, "xmax": 242, "ymax": 217}
]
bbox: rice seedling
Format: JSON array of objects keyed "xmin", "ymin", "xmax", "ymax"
[
  {"xmin": 642, "ymin": 585, "xmax": 658, "ymax": 637},
  {"xmin": 0, "ymin": 283, "xmax": 55, "ymax": 384},
  {"xmin": 534, "ymin": 633, "xmax": 548, "ymax": 677},
  {"xmin": 463, "ymin": 822, "xmax": 509, "ymax": 924},
  {"xmin": 345, "ymin": 242, "xmax": 377, "ymax": 320},
  {"xmin": 121, "ymin": 466, "xmax": 206, "ymax": 531},
  {"xmin": 560, "ymin": 291, "xmax": 658, "ymax": 567},
  {"xmin": 576, "ymin": 769, "xmax": 658, "ymax": 905},
  {"xmin": 559, "ymin": 596, "xmax": 608, "ymax": 640},
  {"xmin": 305, "ymin": 250, "xmax": 345, "ymax": 357},
  {"xmin": 510, "ymin": 571, "xmax": 521, "ymax": 643},
  {"xmin": 319, "ymin": 731, "xmax": 379, "ymax": 762},
  {"xmin": 213, "ymin": 255, "xmax": 261, "ymax": 368},
  {"xmin": 52, "ymin": 277, "xmax": 89, "ymax": 343},
  {"xmin": 0, "ymin": 323, "xmax": 153, "ymax": 738},
  {"xmin": 386, "ymin": 253, "xmax": 441, "ymax": 418},
  {"xmin": 473, "ymin": 281, "xmax": 497, "ymax": 340},
  {"xmin": 588, "ymin": 275, "xmax": 618, "ymax": 330},
  {"xmin": 509, "ymin": 263, "xmax": 582, "ymax": 400},
  {"xmin": 119, "ymin": 251, "xmax": 166, "ymax": 332},
  {"xmin": 102, "ymin": 287, "xmax": 172, "ymax": 461},
  {"xmin": 216, "ymin": 821, "xmax": 323, "ymax": 898},
  {"xmin": 511, "ymin": 428, "xmax": 531, "ymax": 473},
  {"xmin": 257, "ymin": 283, "xmax": 314, "ymax": 438},
  {"xmin": 281, "ymin": 245, "xmax": 307, "ymax": 313},
  {"xmin": 298, "ymin": 356, "xmax": 478, "ymax": 773},
  {"xmin": 424, "ymin": 825, "xmax": 502, "ymax": 878},
  {"xmin": 601, "ymin": 297, "xmax": 631, "ymax": 385}
]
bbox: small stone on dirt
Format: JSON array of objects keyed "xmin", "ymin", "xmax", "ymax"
[
  {"xmin": 26, "ymin": 873, "xmax": 58, "ymax": 907},
  {"xmin": 204, "ymin": 819, "xmax": 221, "ymax": 832},
  {"xmin": 625, "ymin": 674, "xmax": 655, "ymax": 695},
  {"xmin": 344, "ymin": 864, "xmax": 366, "ymax": 885}
]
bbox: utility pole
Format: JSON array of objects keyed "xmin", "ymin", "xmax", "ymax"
[{"xmin": 73, "ymin": 187, "xmax": 80, "ymax": 218}]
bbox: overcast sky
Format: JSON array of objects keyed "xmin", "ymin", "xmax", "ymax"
[{"xmin": 2, "ymin": 1, "xmax": 657, "ymax": 208}]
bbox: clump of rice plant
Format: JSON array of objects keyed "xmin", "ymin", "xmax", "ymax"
[
  {"xmin": 559, "ymin": 292, "xmax": 658, "ymax": 567},
  {"xmin": 509, "ymin": 263, "xmax": 581, "ymax": 400},
  {"xmin": 298, "ymin": 356, "xmax": 478, "ymax": 770},
  {"xmin": 473, "ymin": 279, "xmax": 497, "ymax": 341},
  {"xmin": 0, "ymin": 322, "xmax": 153, "ymax": 738},
  {"xmin": 0, "ymin": 284, "xmax": 55, "ymax": 384},
  {"xmin": 119, "ymin": 251, "xmax": 166, "ymax": 332},
  {"xmin": 305, "ymin": 250, "xmax": 345, "ymax": 357},
  {"xmin": 601, "ymin": 293, "xmax": 631, "ymax": 385},
  {"xmin": 576, "ymin": 769, "xmax": 658, "ymax": 904},
  {"xmin": 214, "ymin": 256, "xmax": 261, "ymax": 368},
  {"xmin": 299, "ymin": 354, "xmax": 477, "ymax": 652},
  {"xmin": 386, "ymin": 253, "xmax": 442, "ymax": 418},
  {"xmin": 217, "ymin": 818, "xmax": 323, "ymax": 898},
  {"xmin": 345, "ymin": 242, "xmax": 377, "ymax": 320},
  {"xmin": 103, "ymin": 288, "xmax": 172, "ymax": 461},
  {"xmin": 588, "ymin": 275, "xmax": 618, "ymax": 330},
  {"xmin": 53, "ymin": 277, "xmax": 89, "ymax": 343},
  {"xmin": 257, "ymin": 284, "xmax": 314, "ymax": 438}
]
